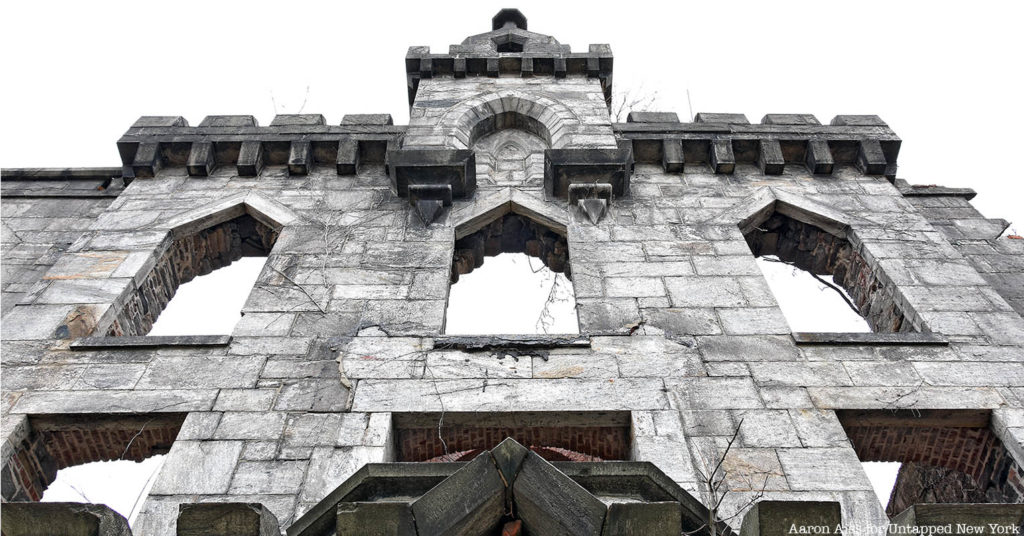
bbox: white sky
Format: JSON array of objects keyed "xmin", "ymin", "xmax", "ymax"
[
  {"xmin": 445, "ymin": 253, "xmax": 578, "ymax": 334},
  {"xmin": 41, "ymin": 455, "xmax": 165, "ymax": 526},
  {"xmin": 1, "ymin": 1, "xmax": 1021, "ymax": 233},
  {"xmin": 148, "ymin": 257, "xmax": 264, "ymax": 335}
]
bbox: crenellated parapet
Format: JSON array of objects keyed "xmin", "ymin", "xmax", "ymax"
[
  {"xmin": 116, "ymin": 114, "xmax": 402, "ymax": 180},
  {"xmin": 404, "ymin": 9, "xmax": 614, "ymax": 106},
  {"xmin": 616, "ymin": 111, "xmax": 901, "ymax": 178}
]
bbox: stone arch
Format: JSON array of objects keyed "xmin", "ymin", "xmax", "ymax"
[
  {"xmin": 449, "ymin": 189, "xmax": 569, "ymax": 280},
  {"xmin": 438, "ymin": 91, "xmax": 580, "ymax": 150}
]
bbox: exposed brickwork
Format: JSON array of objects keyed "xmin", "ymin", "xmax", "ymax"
[
  {"xmin": 1, "ymin": 414, "xmax": 185, "ymax": 502},
  {"xmin": 745, "ymin": 212, "xmax": 912, "ymax": 332},
  {"xmin": 397, "ymin": 425, "xmax": 628, "ymax": 462},
  {"xmin": 107, "ymin": 214, "xmax": 277, "ymax": 336},
  {"xmin": 841, "ymin": 413, "xmax": 1023, "ymax": 515},
  {"xmin": 452, "ymin": 212, "xmax": 569, "ymax": 283}
]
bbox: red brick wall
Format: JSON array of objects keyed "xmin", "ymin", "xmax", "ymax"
[
  {"xmin": 840, "ymin": 412, "xmax": 1023, "ymax": 514},
  {"xmin": 1, "ymin": 414, "xmax": 184, "ymax": 502}
]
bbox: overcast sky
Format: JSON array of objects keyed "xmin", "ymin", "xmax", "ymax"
[{"xmin": 2, "ymin": 1, "xmax": 1021, "ymax": 233}]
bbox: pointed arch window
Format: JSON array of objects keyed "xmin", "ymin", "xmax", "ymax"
[
  {"xmin": 105, "ymin": 195, "xmax": 294, "ymax": 337},
  {"xmin": 445, "ymin": 198, "xmax": 579, "ymax": 335},
  {"xmin": 730, "ymin": 191, "xmax": 917, "ymax": 334}
]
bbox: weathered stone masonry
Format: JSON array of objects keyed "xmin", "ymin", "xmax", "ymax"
[{"xmin": 2, "ymin": 9, "xmax": 1024, "ymax": 536}]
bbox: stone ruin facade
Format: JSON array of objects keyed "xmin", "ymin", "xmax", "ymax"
[{"xmin": 2, "ymin": 9, "xmax": 1024, "ymax": 536}]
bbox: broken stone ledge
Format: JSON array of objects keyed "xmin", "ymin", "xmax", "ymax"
[
  {"xmin": 431, "ymin": 334, "xmax": 591, "ymax": 350},
  {"xmin": 791, "ymin": 332, "xmax": 948, "ymax": 346},
  {"xmin": 69, "ymin": 335, "xmax": 231, "ymax": 350}
]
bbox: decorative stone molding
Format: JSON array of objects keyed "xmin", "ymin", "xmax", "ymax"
[
  {"xmin": 288, "ymin": 437, "xmax": 716, "ymax": 536},
  {"xmin": 404, "ymin": 11, "xmax": 613, "ymax": 106},
  {"xmin": 616, "ymin": 112, "xmax": 901, "ymax": 178},
  {"xmin": 116, "ymin": 115, "xmax": 401, "ymax": 179}
]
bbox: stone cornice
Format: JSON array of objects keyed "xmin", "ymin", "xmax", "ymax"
[{"xmin": 615, "ymin": 113, "xmax": 901, "ymax": 178}]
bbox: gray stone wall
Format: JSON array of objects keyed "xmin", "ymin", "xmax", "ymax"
[{"xmin": 1, "ymin": 195, "xmax": 115, "ymax": 316}]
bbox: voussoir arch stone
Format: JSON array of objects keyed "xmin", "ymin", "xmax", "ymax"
[{"xmin": 438, "ymin": 90, "xmax": 581, "ymax": 150}]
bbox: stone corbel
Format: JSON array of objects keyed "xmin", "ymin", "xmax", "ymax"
[{"xmin": 568, "ymin": 183, "xmax": 612, "ymax": 224}]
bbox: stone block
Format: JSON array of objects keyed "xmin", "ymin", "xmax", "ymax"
[
  {"xmin": 856, "ymin": 138, "xmax": 888, "ymax": 175},
  {"xmin": 132, "ymin": 116, "xmax": 188, "ymax": 128},
  {"xmin": 386, "ymin": 148, "xmax": 476, "ymax": 198},
  {"xmin": 198, "ymin": 115, "xmax": 258, "ymax": 127},
  {"xmin": 739, "ymin": 501, "xmax": 841, "ymax": 536},
  {"xmin": 151, "ymin": 441, "xmax": 243, "ymax": 495},
  {"xmin": 804, "ymin": 139, "xmax": 834, "ymax": 174},
  {"xmin": 176, "ymin": 503, "xmax": 280, "ymax": 536},
  {"xmin": 521, "ymin": 56, "xmax": 534, "ymax": 77},
  {"xmin": 132, "ymin": 142, "xmax": 162, "ymax": 178},
  {"xmin": 0, "ymin": 502, "xmax": 132, "ymax": 536},
  {"xmin": 830, "ymin": 115, "xmax": 887, "ymax": 126},
  {"xmin": 760, "ymin": 114, "xmax": 821, "ymax": 125},
  {"xmin": 544, "ymin": 147, "xmax": 632, "ymax": 198},
  {"xmin": 237, "ymin": 141, "xmax": 264, "ymax": 177},
  {"xmin": 776, "ymin": 448, "xmax": 872, "ymax": 491},
  {"xmin": 186, "ymin": 141, "xmax": 216, "ymax": 177},
  {"xmin": 513, "ymin": 453, "xmax": 607, "ymax": 536},
  {"xmin": 627, "ymin": 111, "xmax": 680, "ymax": 123},
  {"xmin": 694, "ymin": 113, "xmax": 750, "ymax": 124},
  {"xmin": 229, "ymin": 461, "xmax": 307, "ymax": 494},
  {"xmin": 288, "ymin": 141, "xmax": 312, "ymax": 176},
  {"xmin": 411, "ymin": 453, "xmax": 505, "ymax": 535},
  {"xmin": 603, "ymin": 502, "xmax": 682, "ymax": 535},
  {"xmin": 662, "ymin": 139, "xmax": 684, "ymax": 172},
  {"xmin": 336, "ymin": 503, "xmax": 416, "ymax": 536},
  {"xmin": 270, "ymin": 114, "xmax": 326, "ymax": 126},
  {"xmin": 758, "ymin": 139, "xmax": 785, "ymax": 175},
  {"xmin": 890, "ymin": 504, "xmax": 1024, "ymax": 535},
  {"xmin": 336, "ymin": 137, "xmax": 359, "ymax": 175},
  {"xmin": 340, "ymin": 114, "xmax": 393, "ymax": 125},
  {"xmin": 710, "ymin": 139, "xmax": 735, "ymax": 174}
]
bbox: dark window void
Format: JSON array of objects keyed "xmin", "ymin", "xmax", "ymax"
[
  {"xmin": 107, "ymin": 214, "xmax": 277, "ymax": 336},
  {"xmin": 496, "ymin": 41, "xmax": 524, "ymax": 52},
  {"xmin": 393, "ymin": 412, "xmax": 630, "ymax": 462},
  {"xmin": 744, "ymin": 211, "xmax": 913, "ymax": 333},
  {"xmin": 838, "ymin": 410, "xmax": 1024, "ymax": 517},
  {"xmin": 1, "ymin": 414, "xmax": 185, "ymax": 503},
  {"xmin": 446, "ymin": 212, "xmax": 578, "ymax": 334}
]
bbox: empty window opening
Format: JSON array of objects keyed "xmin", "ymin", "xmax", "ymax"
[
  {"xmin": 744, "ymin": 210, "xmax": 912, "ymax": 333},
  {"xmin": 838, "ymin": 409, "xmax": 1023, "ymax": 517},
  {"xmin": 863, "ymin": 461, "xmax": 901, "ymax": 509},
  {"xmin": 393, "ymin": 412, "xmax": 630, "ymax": 462},
  {"xmin": 1, "ymin": 414, "xmax": 185, "ymax": 526},
  {"xmin": 496, "ymin": 41, "xmax": 524, "ymax": 53},
  {"xmin": 446, "ymin": 213, "xmax": 578, "ymax": 335},
  {"xmin": 107, "ymin": 213, "xmax": 277, "ymax": 336},
  {"xmin": 756, "ymin": 255, "xmax": 871, "ymax": 333},
  {"xmin": 148, "ymin": 257, "xmax": 264, "ymax": 335},
  {"xmin": 41, "ymin": 456, "xmax": 165, "ymax": 526}
]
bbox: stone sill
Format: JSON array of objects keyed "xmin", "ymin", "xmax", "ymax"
[
  {"xmin": 791, "ymin": 332, "xmax": 948, "ymax": 346},
  {"xmin": 70, "ymin": 335, "xmax": 231, "ymax": 350},
  {"xmin": 432, "ymin": 335, "xmax": 590, "ymax": 351},
  {"xmin": 0, "ymin": 189, "xmax": 122, "ymax": 198}
]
